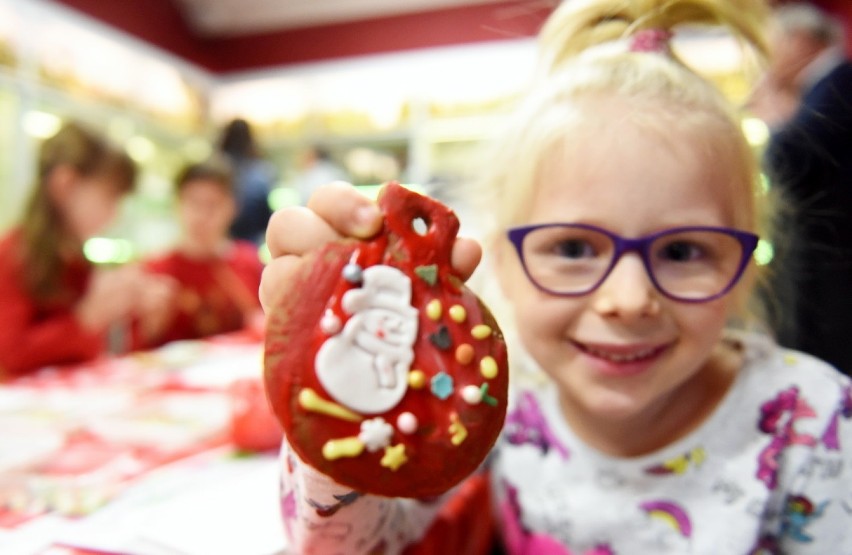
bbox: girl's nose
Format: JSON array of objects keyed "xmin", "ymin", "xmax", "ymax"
[{"xmin": 591, "ymin": 253, "xmax": 660, "ymax": 319}]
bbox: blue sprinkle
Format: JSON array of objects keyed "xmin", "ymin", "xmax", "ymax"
[
  {"xmin": 430, "ymin": 372, "xmax": 454, "ymax": 400},
  {"xmin": 342, "ymin": 263, "xmax": 363, "ymax": 283}
]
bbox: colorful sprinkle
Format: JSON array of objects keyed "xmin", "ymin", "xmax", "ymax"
[
  {"xmin": 426, "ymin": 299, "xmax": 442, "ymax": 321},
  {"xmin": 397, "ymin": 412, "xmax": 418, "ymax": 434},
  {"xmin": 461, "ymin": 385, "xmax": 482, "ymax": 404},
  {"xmin": 322, "ymin": 437, "xmax": 365, "ymax": 460},
  {"xmin": 455, "ymin": 344, "xmax": 475, "ymax": 365},
  {"xmin": 358, "ymin": 417, "xmax": 394, "ymax": 452},
  {"xmin": 414, "ymin": 264, "xmax": 438, "ymax": 286},
  {"xmin": 299, "ymin": 388, "xmax": 363, "ymax": 422},
  {"xmin": 479, "ymin": 383, "xmax": 498, "ymax": 407},
  {"xmin": 471, "ymin": 324, "xmax": 492, "ymax": 340},
  {"xmin": 429, "ymin": 326, "xmax": 452, "ymax": 350},
  {"xmin": 319, "ymin": 309, "xmax": 342, "ymax": 335},
  {"xmin": 449, "ymin": 414, "xmax": 468, "ymax": 446},
  {"xmin": 342, "ymin": 263, "xmax": 363, "ymax": 283},
  {"xmin": 431, "ymin": 371, "xmax": 454, "ymax": 400},
  {"xmin": 408, "ymin": 370, "xmax": 426, "ymax": 389},
  {"xmin": 381, "ymin": 444, "xmax": 408, "ymax": 470},
  {"xmin": 480, "ymin": 356, "xmax": 498, "ymax": 379},
  {"xmin": 448, "ymin": 305, "xmax": 467, "ymax": 323}
]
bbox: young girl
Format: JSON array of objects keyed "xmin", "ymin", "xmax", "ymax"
[
  {"xmin": 260, "ymin": 0, "xmax": 852, "ymax": 552},
  {"xmin": 138, "ymin": 159, "xmax": 264, "ymax": 348},
  {"xmin": 0, "ymin": 122, "xmax": 173, "ymax": 379}
]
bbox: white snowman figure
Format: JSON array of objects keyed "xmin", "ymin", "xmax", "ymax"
[{"xmin": 315, "ymin": 265, "xmax": 419, "ymax": 414}]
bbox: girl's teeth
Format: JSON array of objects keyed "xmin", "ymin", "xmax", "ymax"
[{"xmin": 585, "ymin": 346, "xmax": 657, "ymax": 362}]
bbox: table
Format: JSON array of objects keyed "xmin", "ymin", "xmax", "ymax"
[{"xmin": 0, "ymin": 334, "xmax": 288, "ymax": 555}]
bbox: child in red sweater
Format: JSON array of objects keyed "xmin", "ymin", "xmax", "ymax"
[
  {"xmin": 138, "ymin": 159, "xmax": 264, "ymax": 348},
  {"xmin": 0, "ymin": 122, "xmax": 174, "ymax": 379}
]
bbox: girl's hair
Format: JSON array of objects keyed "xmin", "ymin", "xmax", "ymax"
[
  {"xmin": 21, "ymin": 122, "xmax": 136, "ymax": 302},
  {"xmin": 476, "ymin": 0, "xmax": 773, "ymax": 322},
  {"xmin": 175, "ymin": 156, "xmax": 235, "ymax": 196}
]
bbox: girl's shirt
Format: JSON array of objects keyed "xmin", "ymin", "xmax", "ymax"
[
  {"xmin": 138, "ymin": 241, "xmax": 263, "ymax": 348},
  {"xmin": 0, "ymin": 229, "xmax": 103, "ymax": 379},
  {"xmin": 279, "ymin": 332, "xmax": 852, "ymax": 554}
]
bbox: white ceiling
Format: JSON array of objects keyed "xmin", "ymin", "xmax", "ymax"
[{"xmin": 172, "ymin": 0, "xmax": 509, "ymax": 37}]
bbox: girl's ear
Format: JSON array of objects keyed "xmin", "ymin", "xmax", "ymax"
[{"xmin": 46, "ymin": 164, "xmax": 78, "ymax": 206}]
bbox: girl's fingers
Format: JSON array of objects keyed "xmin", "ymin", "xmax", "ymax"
[
  {"xmin": 451, "ymin": 237, "xmax": 482, "ymax": 282},
  {"xmin": 262, "ymin": 181, "xmax": 482, "ymax": 313},
  {"xmin": 265, "ymin": 207, "xmax": 340, "ymax": 259},
  {"xmin": 259, "ymin": 255, "xmax": 302, "ymax": 313},
  {"xmin": 306, "ymin": 182, "xmax": 382, "ymax": 239},
  {"xmin": 266, "ymin": 183, "xmax": 382, "ymax": 259}
]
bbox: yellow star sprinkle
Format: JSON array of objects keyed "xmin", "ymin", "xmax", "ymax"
[{"xmin": 381, "ymin": 443, "xmax": 408, "ymax": 471}]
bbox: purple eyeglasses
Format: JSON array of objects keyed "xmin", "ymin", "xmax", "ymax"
[{"xmin": 506, "ymin": 223, "xmax": 759, "ymax": 303}]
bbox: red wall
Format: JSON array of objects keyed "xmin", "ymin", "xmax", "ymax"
[{"xmin": 52, "ymin": 0, "xmax": 551, "ymax": 73}]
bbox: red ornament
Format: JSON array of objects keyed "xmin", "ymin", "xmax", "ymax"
[{"xmin": 265, "ymin": 182, "xmax": 508, "ymax": 497}]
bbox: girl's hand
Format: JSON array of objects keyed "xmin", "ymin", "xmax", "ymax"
[
  {"xmin": 259, "ymin": 182, "xmax": 482, "ymax": 313},
  {"xmin": 134, "ymin": 273, "xmax": 179, "ymax": 341},
  {"xmin": 75, "ymin": 265, "xmax": 147, "ymax": 332}
]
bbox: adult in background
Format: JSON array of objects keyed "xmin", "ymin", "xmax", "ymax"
[
  {"xmin": 217, "ymin": 118, "xmax": 276, "ymax": 245},
  {"xmin": 753, "ymin": 3, "xmax": 852, "ymax": 376}
]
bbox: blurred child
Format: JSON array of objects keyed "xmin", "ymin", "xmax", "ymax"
[
  {"xmin": 259, "ymin": 0, "xmax": 852, "ymax": 553},
  {"xmin": 0, "ymin": 122, "xmax": 173, "ymax": 379},
  {"xmin": 138, "ymin": 159, "xmax": 264, "ymax": 348}
]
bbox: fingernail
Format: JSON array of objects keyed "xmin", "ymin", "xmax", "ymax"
[{"xmin": 353, "ymin": 205, "xmax": 381, "ymax": 237}]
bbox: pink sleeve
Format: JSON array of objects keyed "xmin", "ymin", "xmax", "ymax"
[{"xmin": 279, "ymin": 440, "xmax": 447, "ymax": 554}]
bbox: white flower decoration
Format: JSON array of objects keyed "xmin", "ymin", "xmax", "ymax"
[{"xmin": 358, "ymin": 417, "xmax": 394, "ymax": 452}]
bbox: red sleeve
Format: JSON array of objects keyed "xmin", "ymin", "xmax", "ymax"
[
  {"xmin": 0, "ymin": 236, "xmax": 104, "ymax": 380},
  {"xmin": 403, "ymin": 472, "xmax": 496, "ymax": 555},
  {"xmin": 227, "ymin": 241, "xmax": 263, "ymax": 307}
]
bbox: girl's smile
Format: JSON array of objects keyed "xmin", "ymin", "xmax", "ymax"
[
  {"xmin": 571, "ymin": 339, "xmax": 674, "ymax": 377},
  {"xmin": 496, "ymin": 100, "xmax": 745, "ymax": 454}
]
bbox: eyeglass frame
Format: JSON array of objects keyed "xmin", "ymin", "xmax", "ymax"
[{"xmin": 506, "ymin": 223, "xmax": 760, "ymax": 303}]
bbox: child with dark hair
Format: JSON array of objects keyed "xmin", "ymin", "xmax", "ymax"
[{"xmin": 138, "ymin": 158, "xmax": 264, "ymax": 348}]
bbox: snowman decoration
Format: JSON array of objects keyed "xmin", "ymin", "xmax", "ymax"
[{"xmin": 315, "ymin": 265, "xmax": 419, "ymax": 414}]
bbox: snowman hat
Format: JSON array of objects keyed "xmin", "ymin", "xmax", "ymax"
[{"xmin": 342, "ymin": 265, "xmax": 414, "ymax": 314}]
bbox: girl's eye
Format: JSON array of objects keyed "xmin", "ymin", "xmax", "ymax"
[
  {"xmin": 554, "ymin": 239, "xmax": 595, "ymax": 258},
  {"xmin": 659, "ymin": 241, "xmax": 702, "ymax": 262}
]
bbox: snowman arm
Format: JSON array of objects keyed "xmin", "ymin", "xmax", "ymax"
[{"xmin": 279, "ymin": 439, "xmax": 451, "ymax": 554}]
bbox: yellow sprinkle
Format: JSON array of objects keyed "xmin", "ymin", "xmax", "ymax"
[
  {"xmin": 299, "ymin": 388, "xmax": 363, "ymax": 422},
  {"xmin": 425, "ymin": 299, "xmax": 442, "ymax": 321},
  {"xmin": 408, "ymin": 370, "xmax": 426, "ymax": 389},
  {"xmin": 455, "ymin": 344, "xmax": 475, "ymax": 365},
  {"xmin": 471, "ymin": 324, "xmax": 492, "ymax": 340},
  {"xmin": 322, "ymin": 437, "xmax": 365, "ymax": 460},
  {"xmin": 381, "ymin": 444, "xmax": 408, "ymax": 471},
  {"xmin": 480, "ymin": 356, "xmax": 498, "ymax": 379},
  {"xmin": 449, "ymin": 414, "xmax": 468, "ymax": 446},
  {"xmin": 783, "ymin": 353, "xmax": 798, "ymax": 366},
  {"xmin": 449, "ymin": 305, "xmax": 467, "ymax": 323}
]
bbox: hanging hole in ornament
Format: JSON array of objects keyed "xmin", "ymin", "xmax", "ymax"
[{"xmin": 412, "ymin": 216, "xmax": 429, "ymax": 236}]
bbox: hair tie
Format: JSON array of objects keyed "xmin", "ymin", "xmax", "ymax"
[{"xmin": 629, "ymin": 28, "xmax": 673, "ymax": 53}]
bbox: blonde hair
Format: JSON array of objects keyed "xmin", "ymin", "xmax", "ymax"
[
  {"xmin": 474, "ymin": 0, "xmax": 773, "ymax": 322},
  {"xmin": 21, "ymin": 122, "xmax": 136, "ymax": 302}
]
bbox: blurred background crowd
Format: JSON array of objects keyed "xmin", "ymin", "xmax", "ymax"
[{"xmin": 0, "ymin": 0, "xmax": 850, "ymax": 377}]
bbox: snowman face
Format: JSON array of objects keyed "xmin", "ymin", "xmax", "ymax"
[{"xmin": 355, "ymin": 307, "xmax": 418, "ymax": 351}]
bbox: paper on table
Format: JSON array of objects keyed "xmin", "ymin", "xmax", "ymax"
[
  {"xmin": 140, "ymin": 456, "xmax": 286, "ymax": 555},
  {"xmin": 55, "ymin": 451, "xmax": 288, "ymax": 555}
]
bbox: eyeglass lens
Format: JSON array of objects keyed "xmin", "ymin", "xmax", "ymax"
[{"xmin": 520, "ymin": 226, "xmax": 748, "ymax": 300}]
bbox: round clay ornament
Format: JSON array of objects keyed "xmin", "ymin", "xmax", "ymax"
[{"xmin": 265, "ymin": 182, "xmax": 508, "ymax": 498}]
